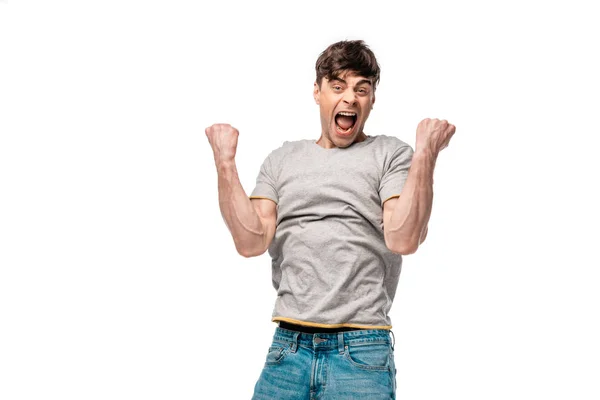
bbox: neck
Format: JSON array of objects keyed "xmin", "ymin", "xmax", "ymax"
[{"xmin": 316, "ymin": 131, "xmax": 368, "ymax": 149}]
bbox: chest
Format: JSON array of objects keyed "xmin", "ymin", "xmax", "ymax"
[{"xmin": 276, "ymin": 152, "xmax": 383, "ymax": 219}]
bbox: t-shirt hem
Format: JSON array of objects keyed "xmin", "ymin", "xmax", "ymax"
[
  {"xmin": 272, "ymin": 316, "xmax": 392, "ymax": 330},
  {"xmin": 249, "ymin": 195, "xmax": 278, "ymax": 204},
  {"xmin": 382, "ymin": 194, "xmax": 401, "ymax": 205}
]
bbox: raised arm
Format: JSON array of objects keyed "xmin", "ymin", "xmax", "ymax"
[
  {"xmin": 384, "ymin": 118, "xmax": 455, "ymax": 255},
  {"xmin": 205, "ymin": 123, "xmax": 277, "ymax": 258}
]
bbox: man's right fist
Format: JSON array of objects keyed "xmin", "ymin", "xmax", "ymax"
[{"xmin": 205, "ymin": 123, "xmax": 239, "ymax": 165}]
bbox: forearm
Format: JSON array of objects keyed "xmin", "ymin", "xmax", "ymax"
[
  {"xmin": 386, "ymin": 149, "xmax": 437, "ymax": 254},
  {"xmin": 217, "ymin": 160, "xmax": 266, "ymax": 256}
]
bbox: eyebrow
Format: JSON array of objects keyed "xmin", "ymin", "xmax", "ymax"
[{"xmin": 330, "ymin": 77, "xmax": 372, "ymax": 87}]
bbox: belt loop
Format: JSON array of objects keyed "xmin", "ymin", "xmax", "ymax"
[
  {"xmin": 389, "ymin": 329, "xmax": 396, "ymax": 352},
  {"xmin": 337, "ymin": 332, "xmax": 345, "ymax": 354},
  {"xmin": 290, "ymin": 331, "xmax": 300, "ymax": 353}
]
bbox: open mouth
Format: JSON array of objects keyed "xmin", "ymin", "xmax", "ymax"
[{"xmin": 335, "ymin": 111, "xmax": 357, "ymax": 135}]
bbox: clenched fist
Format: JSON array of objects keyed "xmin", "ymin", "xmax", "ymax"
[
  {"xmin": 415, "ymin": 118, "xmax": 456, "ymax": 156},
  {"xmin": 205, "ymin": 123, "xmax": 239, "ymax": 166}
]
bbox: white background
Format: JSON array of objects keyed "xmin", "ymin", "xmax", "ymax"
[{"xmin": 1, "ymin": 1, "xmax": 599, "ymax": 399}]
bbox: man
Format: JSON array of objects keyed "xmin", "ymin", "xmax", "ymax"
[{"xmin": 205, "ymin": 40, "xmax": 455, "ymax": 399}]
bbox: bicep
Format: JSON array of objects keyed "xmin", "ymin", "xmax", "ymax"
[
  {"xmin": 382, "ymin": 196, "xmax": 398, "ymax": 250},
  {"xmin": 251, "ymin": 198, "xmax": 278, "ymax": 252},
  {"xmin": 382, "ymin": 196, "xmax": 398, "ymax": 234}
]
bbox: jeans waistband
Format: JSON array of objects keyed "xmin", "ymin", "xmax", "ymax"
[
  {"xmin": 273, "ymin": 326, "xmax": 394, "ymax": 354},
  {"xmin": 278, "ymin": 320, "xmax": 363, "ymax": 333}
]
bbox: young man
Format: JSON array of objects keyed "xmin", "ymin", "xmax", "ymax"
[{"xmin": 205, "ymin": 40, "xmax": 455, "ymax": 399}]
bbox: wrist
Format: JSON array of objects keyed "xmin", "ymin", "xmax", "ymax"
[
  {"xmin": 413, "ymin": 148, "xmax": 437, "ymax": 163},
  {"xmin": 216, "ymin": 158, "xmax": 236, "ymax": 172}
]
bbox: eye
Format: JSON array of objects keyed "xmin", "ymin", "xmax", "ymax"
[{"xmin": 333, "ymin": 85, "xmax": 342, "ymax": 91}]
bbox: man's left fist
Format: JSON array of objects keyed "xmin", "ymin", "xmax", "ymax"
[{"xmin": 415, "ymin": 118, "xmax": 456, "ymax": 156}]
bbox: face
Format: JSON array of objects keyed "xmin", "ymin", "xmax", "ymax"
[{"xmin": 313, "ymin": 70, "xmax": 376, "ymax": 148}]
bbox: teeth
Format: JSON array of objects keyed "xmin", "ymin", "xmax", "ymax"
[{"xmin": 338, "ymin": 112, "xmax": 356, "ymax": 116}]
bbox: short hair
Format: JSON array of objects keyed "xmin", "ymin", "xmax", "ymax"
[{"xmin": 315, "ymin": 40, "xmax": 381, "ymax": 89}]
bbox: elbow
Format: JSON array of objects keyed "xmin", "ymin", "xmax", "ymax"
[
  {"xmin": 236, "ymin": 242, "xmax": 266, "ymax": 258},
  {"xmin": 391, "ymin": 244, "xmax": 418, "ymax": 255},
  {"xmin": 385, "ymin": 236, "xmax": 419, "ymax": 256},
  {"xmin": 237, "ymin": 247, "xmax": 264, "ymax": 258},
  {"xmin": 400, "ymin": 244, "xmax": 419, "ymax": 255},
  {"xmin": 234, "ymin": 234, "xmax": 270, "ymax": 258}
]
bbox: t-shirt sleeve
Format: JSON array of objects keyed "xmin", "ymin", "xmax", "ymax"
[
  {"xmin": 379, "ymin": 144, "xmax": 414, "ymax": 206},
  {"xmin": 249, "ymin": 152, "xmax": 279, "ymax": 204}
]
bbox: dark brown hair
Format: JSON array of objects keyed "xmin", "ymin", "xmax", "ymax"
[{"xmin": 315, "ymin": 40, "xmax": 381, "ymax": 89}]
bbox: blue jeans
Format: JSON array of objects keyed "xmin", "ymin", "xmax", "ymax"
[{"xmin": 252, "ymin": 326, "xmax": 397, "ymax": 399}]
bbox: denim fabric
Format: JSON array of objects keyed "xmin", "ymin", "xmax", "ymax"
[{"xmin": 252, "ymin": 326, "xmax": 397, "ymax": 399}]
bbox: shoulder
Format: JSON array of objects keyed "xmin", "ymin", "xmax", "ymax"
[
  {"xmin": 267, "ymin": 139, "xmax": 304, "ymax": 159},
  {"xmin": 260, "ymin": 139, "xmax": 306, "ymax": 169},
  {"xmin": 368, "ymin": 135, "xmax": 414, "ymax": 162},
  {"xmin": 370, "ymin": 134, "xmax": 413, "ymax": 151}
]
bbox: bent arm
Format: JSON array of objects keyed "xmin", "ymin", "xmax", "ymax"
[
  {"xmin": 217, "ymin": 160, "xmax": 276, "ymax": 257},
  {"xmin": 384, "ymin": 149, "xmax": 436, "ymax": 255}
]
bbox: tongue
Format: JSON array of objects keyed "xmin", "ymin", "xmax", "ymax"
[{"xmin": 336, "ymin": 115, "xmax": 354, "ymax": 130}]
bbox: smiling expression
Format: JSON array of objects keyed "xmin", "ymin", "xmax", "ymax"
[{"xmin": 313, "ymin": 70, "xmax": 376, "ymax": 149}]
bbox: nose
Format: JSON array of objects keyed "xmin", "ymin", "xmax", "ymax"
[{"xmin": 342, "ymin": 89, "xmax": 357, "ymax": 105}]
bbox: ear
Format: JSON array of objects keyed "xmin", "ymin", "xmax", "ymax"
[
  {"xmin": 313, "ymin": 82, "xmax": 320, "ymax": 105},
  {"xmin": 371, "ymin": 93, "xmax": 376, "ymax": 109}
]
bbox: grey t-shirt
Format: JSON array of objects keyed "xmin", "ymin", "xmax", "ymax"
[{"xmin": 249, "ymin": 134, "xmax": 414, "ymax": 330}]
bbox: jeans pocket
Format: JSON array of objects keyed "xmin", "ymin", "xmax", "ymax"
[
  {"xmin": 343, "ymin": 342, "xmax": 390, "ymax": 371},
  {"xmin": 265, "ymin": 342, "xmax": 291, "ymax": 366}
]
